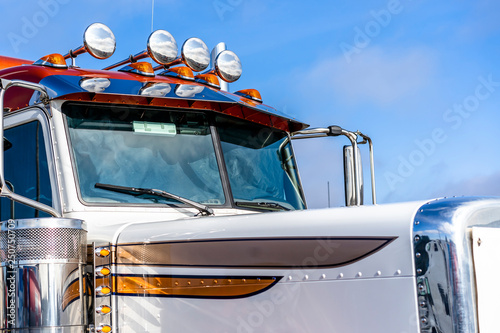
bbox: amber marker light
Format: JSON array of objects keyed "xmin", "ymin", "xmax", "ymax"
[
  {"xmin": 96, "ymin": 267, "xmax": 111, "ymax": 277},
  {"xmin": 115, "ymin": 275, "xmax": 279, "ymax": 298},
  {"xmin": 96, "ymin": 286, "xmax": 111, "ymax": 296},
  {"xmin": 33, "ymin": 53, "xmax": 68, "ymax": 69},
  {"xmin": 95, "ymin": 247, "xmax": 110, "ymax": 257},
  {"xmin": 96, "ymin": 324, "xmax": 112, "ymax": 333},
  {"xmin": 159, "ymin": 66, "xmax": 195, "ymax": 80},
  {"xmin": 195, "ymin": 74, "xmax": 220, "ymax": 89},
  {"xmin": 119, "ymin": 61, "xmax": 155, "ymax": 77},
  {"xmin": 96, "ymin": 305, "xmax": 112, "ymax": 314},
  {"xmin": 234, "ymin": 89, "xmax": 263, "ymax": 103}
]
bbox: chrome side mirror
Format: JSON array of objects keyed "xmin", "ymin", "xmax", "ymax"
[{"xmin": 343, "ymin": 145, "xmax": 363, "ymax": 206}]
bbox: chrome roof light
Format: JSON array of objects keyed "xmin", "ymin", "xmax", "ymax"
[
  {"xmin": 64, "ymin": 23, "xmax": 116, "ymax": 66},
  {"xmin": 147, "ymin": 30, "xmax": 178, "ymax": 65},
  {"xmin": 155, "ymin": 37, "xmax": 210, "ymax": 73},
  {"xmin": 104, "ymin": 29, "xmax": 178, "ymax": 71},
  {"xmin": 181, "ymin": 38, "xmax": 210, "ymax": 72},
  {"xmin": 214, "ymin": 50, "xmax": 242, "ymax": 83}
]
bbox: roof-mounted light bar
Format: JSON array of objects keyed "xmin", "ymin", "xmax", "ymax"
[
  {"xmin": 103, "ymin": 29, "xmax": 178, "ymax": 71},
  {"xmin": 63, "ymin": 23, "xmax": 116, "ymax": 67}
]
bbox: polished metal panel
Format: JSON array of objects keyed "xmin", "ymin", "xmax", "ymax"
[
  {"xmin": 147, "ymin": 30, "xmax": 178, "ymax": 65},
  {"xmin": 0, "ymin": 263, "xmax": 85, "ymax": 331},
  {"xmin": 214, "ymin": 50, "xmax": 242, "ymax": 83},
  {"xmin": 83, "ymin": 23, "xmax": 116, "ymax": 60},
  {"xmin": 413, "ymin": 197, "xmax": 500, "ymax": 333},
  {"xmin": 181, "ymin": 38, "xmax": 210, "ymax": 72},
  {"xmin": 0, "ymin": 218, "xmax": 87, "ymax": 331}
]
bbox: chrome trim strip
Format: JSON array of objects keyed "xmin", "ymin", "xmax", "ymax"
[{"xmin": 0, "ymin": 218, "xmax": 86, "ymax": 230}]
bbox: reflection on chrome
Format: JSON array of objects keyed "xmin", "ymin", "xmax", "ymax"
[
  {"xmin": 84, "ymin": 23, "xmax": 116, "ymax": 59},
  {"xmin": 147, "ymin": 30, "xmax": 178, "ymax": 65},
  {"xmin": 182, "ymin": 38, "xmax": 210, "ymax": 72},
  {"xmin": 139, "ymin": 82, "xmax": 172, "ymax": 97},
  {"xmin": 412, "ymin": 197, "xmax": 500, "ymax": 333},
  {"xmin": 0, "ymin": 218, "xmax": 87, "ymax": 331},
  {"xmin": 175, "ymin": 84, "xmax": 204, "ymax": 98},
  {"xmin": 79, "ymin": 77, "xmax": 111, "ymax": 92},
  {"xmin": 215, "ymin": 50, "xmax": 242, "ymax": 83}
]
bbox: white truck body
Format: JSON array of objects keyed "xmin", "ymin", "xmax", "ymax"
[{"xmin": 0, "ymin": 23, "xmax": 499, "ymax": 333}]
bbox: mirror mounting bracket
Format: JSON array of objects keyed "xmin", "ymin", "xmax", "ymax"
[{"xmin": 291, "ymin": 126, "xmax": 376, "ymax": 207}]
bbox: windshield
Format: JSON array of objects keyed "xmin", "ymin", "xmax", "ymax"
[
  {"xmin": 64, "ymin": 103, "xmax": 225, "ymax": 206},
  {"xmin": 216, "ymin": 115, "xmax": 306, "ymax": 210},
  {"xmin": 63, "ymin": 103, "xmax": 305, "ymax": 211}
]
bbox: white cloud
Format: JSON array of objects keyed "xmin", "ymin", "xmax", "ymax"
[
  {"xmin": 430, "ymin": 171, "xmax": 500, "ymax": 198},
  {"xmin": 302, "ymin": 47, "xmax": 437, "ymax": 107}
]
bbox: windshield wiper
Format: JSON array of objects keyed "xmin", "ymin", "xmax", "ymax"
[
  {"xmin": 235, "ymin": 201, "xmax": 290, "ymax": 211},
  {"xmin": 95, "ymin": 183, "xmax": 214, "ymax": 216}
]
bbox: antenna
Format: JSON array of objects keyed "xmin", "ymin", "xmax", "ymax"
[
  {"xmin": 327, "ymin": 181, "xmax": 331, "ymax": 208},
  {"xmin": 151, "ymin": 0, "xmax": 155, "ymax": 33}
]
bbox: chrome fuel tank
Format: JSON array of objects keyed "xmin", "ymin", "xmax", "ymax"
[{"xmin": 0, "ymin": 218, "xmax": 87, "ymax": 333}]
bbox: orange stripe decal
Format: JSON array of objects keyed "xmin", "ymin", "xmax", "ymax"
[
  {"xmin": 113, "ymin": 274, "xmax": 281, "ymax": 299},
  {"xmin": 61, "ymin": 278, "xmax": 82, "ymax": 310}
]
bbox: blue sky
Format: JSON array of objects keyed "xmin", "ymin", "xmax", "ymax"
[{"xmin": 1, "ymin": 0, "xmax": 500, "ymax": 208}]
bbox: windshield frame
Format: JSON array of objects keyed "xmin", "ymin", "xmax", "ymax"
[{"xmin": 61, "ymin": 101, "xmax": 306, "ymax": 212}]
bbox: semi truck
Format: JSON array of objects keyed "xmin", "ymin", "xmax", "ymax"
[{"xmin": 0, "ymin": 23, "xmax": 499, "ymax": 332}]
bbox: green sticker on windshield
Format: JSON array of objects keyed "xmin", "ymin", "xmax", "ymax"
[{"xmin": 133, "ymin": 121, "xmax": 176, "ymax": 136}]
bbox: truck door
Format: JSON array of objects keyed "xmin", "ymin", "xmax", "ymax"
[{"xmin": 0, "ymin": 108, "xmax": 56, "ymax": 220}]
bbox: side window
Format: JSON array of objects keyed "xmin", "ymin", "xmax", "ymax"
[{"xmin": 0, "ymin": 121, "xmax": 52, "ymax": 220}]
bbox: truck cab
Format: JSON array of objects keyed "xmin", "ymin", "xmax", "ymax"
[{"xmin": 1, "ymin": 23, "xmax": 499, "ymax": 333}]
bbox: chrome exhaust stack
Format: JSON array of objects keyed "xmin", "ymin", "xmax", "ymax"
[{"xmin": 0, "ymin": 218, "xmax": 88, "ymax": 332}]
